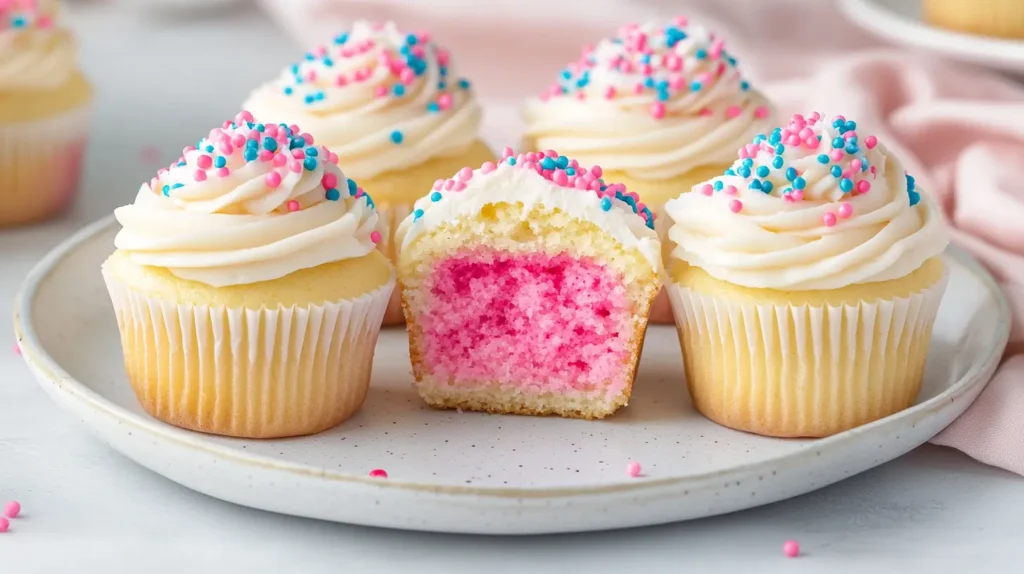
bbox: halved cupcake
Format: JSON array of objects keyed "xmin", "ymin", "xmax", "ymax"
[{"xmin": 396, "ymin": 149, "xmax": 661, "ymax": 419}]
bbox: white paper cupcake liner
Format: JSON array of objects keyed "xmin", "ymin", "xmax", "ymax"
[
  {"xmin": 103, "ymin": 268, "xmax": 395, "ymax": 438},
  {"xmin": 666, "ymin": 269, "xmax": 949, "ymax": 437},
  {"xmin": 0, "ymin": 102, "xmax": 92, "ymax": 226}
]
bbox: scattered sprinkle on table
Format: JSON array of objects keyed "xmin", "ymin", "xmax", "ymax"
[
  {"xmin": 12, "ymin": 343, "xmax": 20, "ymax": 356},
  {"xmin": 783, "ymin": 539, "xmax": 800, "ymax": 558},
  {"xmin": 369, "ymin": 469, "xmax": 388, "ymax": 478},
  {"xmin": 627, "ymin": 461, "xmax": 641, "ymax": 477},
  {"xmin": 0, "ymin": 517, "xmax": 8, "ymax": 533},
  {"xmin": 3, "ymin": 501, "xmax": 20, "ymax": 518}
]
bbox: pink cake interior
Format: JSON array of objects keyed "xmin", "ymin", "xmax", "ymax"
[{"xmin": 417, "ymin": 250, "xmax": 633, "ymax": 393}]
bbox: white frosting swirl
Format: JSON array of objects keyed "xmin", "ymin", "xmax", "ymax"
[
  {"xmin": 0, "ymin": 1, "xmax": 75, "ymax": 91},
  {"xmin": 114, "ymin": 113, "xmax": 383, "ymax": 288},
  {"xmin": 398, "ymin": 151, "xmax": 661, "ymax": 271},
  {"xmin": 523, "ymin": 17, "xmax": 774, "ymax": 180},
  {"xmin": 243, "ymin": 20, "xmax": 483, "ymax": 180},
  {"xmin": 665, "ymin": 113, "xmax": 949, "ymax": 290}
]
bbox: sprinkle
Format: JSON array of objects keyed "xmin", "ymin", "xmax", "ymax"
[
  {"xmin": 700, "ymin": 183, "xmax": 713, "ymax": 196},
  {"xmin": 3, "ymin": 502, "xmax": 19, "ymax": 519},
  {"xmin": 823, "ymin": 212, "xmax": 837, "ymax": 227},
  {"xmin": 481, "ymin": 161, "xmax": 497, "ymax": 174},
  {"xmin": 457, "ymin": 167, "xmax": 474, "ymax": 181},
  {"xmin": 303, "ymin": 157, "xmax": 318, "ymax": 171},
  {"xmin": 0, "ymin": 517, "xmax": 7, "ymax": 533},
  {"xmin": 322, "ymin": 173, "xmax": 338, "ymax": 189},
  {"xmin": 369, "ymin": 469, "xmax": 388, "ymax": 478},
  {"xmin": 390, "ymin": 130, "xmax": 404, "ymax": 144},
  {"xmin": 626, "ymin": 461, "xmax": 642, "ymax": 477},
  {"xmin": 783, "ymin": 540, "xmax": 800, "ymax": 558},
  {"xmin": 838, "ymin": 202, "xmax": 854, "ymax": 218},
  {"xmin": 839, "ymin": 178, "xmax": 854, "ymax": 193},
  {"xmin": 864, "ymin": 135, "xmax": 878, "ymax": 149},
  {"xmin": 729, "ymin": 199, "xmax": 743, "ymax": 213},
  {"xmin": 414, "ymin": 208, "xmax": 425, "ymax": 220},
  {"xmin": 857, "ymin": 180, "xmax": 871, "ymax": 194},
  {"xmin": 265, "ymin": 172, "xmax": 283, "ymax": 188},
  {"xmin": 430, "ymin": 191, "xmax": 443, "ymax": 202},
  {"xmin": 286, "ymin": 200, "xmax": 300, "ymax": 212},
  {"xmin": 370, "ymin": 230, "xmax": 382, "ymax": 244},
  {"xmin": 325, "ymin": 188, "xmax": 340, "ymax": 201},
  {"xmin": 754, "ymin": 106, "xmax": 770, "ymax": 119}
]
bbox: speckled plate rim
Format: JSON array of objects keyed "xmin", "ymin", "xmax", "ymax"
[
  {"xmin": 839, "ymin": 0, "xmax": 1024, "ymax": 70},
  {"xmin": 13, "ymin": 215, "xmax": 1011, "ymax": 500}
]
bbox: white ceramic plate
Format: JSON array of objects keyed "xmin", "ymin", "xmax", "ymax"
[
  {"xmin": 14, "ymin": 216, "xmax": 1009, "ymax": 535},
  {"xmin": 839, "ymin": 0, "xmax": 1024, "ymax": 74}
]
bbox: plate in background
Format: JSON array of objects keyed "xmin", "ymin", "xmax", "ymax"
[
  {"xmin": 839, "ymin": 0, "xmax": 1024, "ymax": 74},
  {"xmin": 13, "ymin": 216, "xmax": 1010, "ymax": 534}
]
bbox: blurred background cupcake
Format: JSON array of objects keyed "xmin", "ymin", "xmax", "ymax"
[
  {"xmin": 664, "ymin": 112, "xmax": 950, "ymax": 438},
  {"xmin": 0, "ymin": 0, "xmax": 92, "ymax": 227},
  {"xmin": 923, "ymin": 0, "xmax": 1024, "ymax": 39},
  {"xmin": 103, "ymin": 111, "xmax": 394, "ymax": 439},
  {"xmin": 522, "ymin": 17, "xmax": 775, "ymax": 323},
  {"xmin": 243, "ymin": 20, "xmax": 494, "ymax": 326}
]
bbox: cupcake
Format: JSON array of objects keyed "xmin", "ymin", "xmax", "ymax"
[
  {"xmin": 243, "ymin": 20, "xmax": 494, "ymax": 326},
  {"xmin": 0, "ymin": 0, "xmax": 92, "ymax": 226},
  {"xmin": 522, "ymin": 16, "xmax": 774, "ymax": 323},
  {"xmin": 924, "ymin": 0, "xmax": 1024, "ymax": 39},
  {"xmin": 663, "ymin": 113, "xmax": 949, "ymax": 438},
  {"xmin": 102, "ymin": 111, "xmax": 394, "ymax": 439},
  {"xmin": 396, "ymin": 149, "xmax": 662, "ymax": 419}
]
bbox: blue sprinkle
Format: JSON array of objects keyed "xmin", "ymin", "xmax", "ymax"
[
  {"xmin": 600, "ymin": 197, "xmax": 612, "ymax": 211},
  {"xmin": 414, "ymin": 208, "xmax": 424, "ymax": 220},
  {"xmin": 439, "ymin": 66, "xmax": 449, "ymax": 77},
  {"xmin": 727, "ymin": 55, "xmax": 737, "ymax": 66},
  {"xmin": 906, "ymin": 174, "xmax": 916, "ymax": 191},
  {"xmin": 172, "ymin": 183, "xmax": 184, "ymax": 189},
  {"xmin": 283, "ymin": 87, "xmax": 294, "ymax": 96},
  {"xmin": 908, "ymin": 190, "xmax": 921, "ymax": 206},
  {"xmin": 430, "ymin": 192, "xmax": 443, "ymax": 202},
  {"xmin": 845, "ymin": 120, "xmax": 857, "ymax": 131},
  {"xmin": 556, "ymin": 156, "xmax": 569, "ymax": 169},
  {"xmin": 305, "ymin": 147, "xmax": 318, "ymax": 157},
  {"xmin": 756, "ymin": 166, "xmax": 770, "ymax": 178},
  {"xmin": 839, "ymin": 178, "xmax": 854, "ymax": 192},
  {"xmin": 243, "ymin": 149, "xmax": 258, "ymax": 162},
  {"xmin": 459, "ymin": 79, "xmax": 471, "ymax": 90},
  {"xmin": 774, "ymin": 144, "xmax": 785, "ymax": 155},
  {"xmin": 256, "ymin": 124, "xmax": 266, "ymax": 132},
  {"xmin": 161, "ymin": 185, "xmax": 170, "ymax": 196},
  {"xmin": 304, "ymin": 52, "xmax": 315, "ymax": 61},
  {"xmin": 621, "ymin": 195, "xmax": 636, "ymax": 208},
  {"xmin": 205, "ymin": 145, "xmax": 215, "ymax": 153},
  {"xmin": 323, "ymin": 58, "xmax": 334, "ymax": 67},
  {"xmin": 690, "ymin": 81, "xmax": 702, "ymax": 92},
  {"xmin": 724, "ymin": 169, "xmax": 736, "ymax": 176},
  {"xmin": 769, "ymin": 129, "xmax": 781, "ymax": 144},
  {"xmin": 785, "ymin": 167, "xmax": 797, "ymax": 181},
  {"xmin": 772, "ymin": 156, "xmax": 784, "ymax": 169},
  {"xmin": 695, "ymin": 48, "xmax": 708, "ymax": 60},
  {"xmin": 657, "ymin": 90, "xmax": 669, "ymax": 102},
  {"xmin": 754, "ymin": 135, "xmax": 767, "ymax": 145},
  {"xmin": 793, "ymin": 176, "xmax": 806, "ymax": 190},
  {"xmin": 845, "ymin": 144, "xmax": 859, "ymax": 155},
  {"xmin": 561, "ymin": 69, "xmax": 572, "ymax": 80},
  {"xmin": 365, "ymin": 196, "xmax": 375, "ymax": 209},
  {"xmin": 177, "ymin": 161, "xmax": 186, "ymax": 167},
  {"xmin": 738, "ymin": 166, "xmax": 751, "ymax": 178},
  {"xmin": 762, "ymin": 180, "xmax": 774, "ymax": 193},
  {"xmin": 832, "ymin": 119, "xmax": 844, "ymax": 129},
  {"xmin": 325, "ymin": 188, "xmax": 340, "ymax": 201},
  {"xmin": 830, "ymin": 165, "xmax": 843, "ymax": 178},
  {"xmin": 291, "ymin": 64, "xmax": 300, "ymax": 74},
  {"xmin": 713, "ymin": 181, "xmax": 724, "ymax": 191},
  {"xmin": 565, "ymin": 168, "xmax": 576, "ymax": 176},
  {"xmin": 334, "ymin": 33, "xmax": 349, "ymax": 45},
  {"xmin": 427, "ymin": 102, "xmax": 440, "ymax": 113},
  {"xmin": 406, "ymin": 33, "xmax": 418, "ymax": 45},
  {"xmin": 740, "ymin": 80, "xmax": 750, "ymax": 91},
  {"xmin": 11, "ymin": 16, "xmax": 25, "ymax": 28},
  {"xmin": 639, "ymin": 54, "xmax": 652, "ymax": 64},
  {"xmin": 750, "ymin": 179, "xmax": 763, "ymax": 191},
  {"xmin": 437, "ymin": 81, "xmax": 447, "ymax": 91},
  {"xmin": 303, "ymin": 157, "xmax": 318, "ymax": 171},
  {"xmin": 507, "ymin": 157, "xmax": 517, "ymax": 166},
  {"xmin": 246, "ymin": 139, "xmax": 259, "ymax": 149},
  {"xmin": 304, "ymin": 94, "xmax": 316, "ymax": 104},
  {"xmin": 393, "ymin": 84, "xmax": 406, "ymax": 97},
  {"xmin": 289, "ymin": 137, "xmax": 304, "ymax": 150},
  {"xmin": 540, "ymin": 157, "xmax": 555, "ymax": 170},
  {"xmin": 831, "ymin": 137, "xmax": 845, "ymax": 149},
  {"xmin": 214, "ymin": 156, "xmax": 227, "ymax": 168},
  {"xmin": 390, "ymin": 130, "xmax": 404, "ymax": 144},
  {"xmin": 743, "ymin": 158, "xmax": 755, "ymax": 167},
  {"xmin": 347, "ymin": 179, "xmax": 358, "ymax": 195},
  {"xmin": 817, "ymin": 154, "xmax": 829, "ymax": 164},
  {"xmin": 263, "ymin": 138, "xmax": 278, "ymax": 152},
  {"xmin": 644, "ymin": 77, "xmax": 656, "ymax": 89}
]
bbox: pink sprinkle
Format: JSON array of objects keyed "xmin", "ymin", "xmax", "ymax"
[
  {"xmin": 437, "ymin": 48, "xmax": 450, "ymax": 67},
  {"xmin": 591, "ymin": 165, "xmax": 603, "ymax": 178},
  {"xmin": 457, "ymin": 167, "xmax": 473, "ymax": 181},
  {"xmin": 370, "ymin": 230, "xmax": 382, "ymax": 244},
  {"xmin": 12, "ymin": 343, "xmax": 20, "ymax": 356},
  {"xmin": 823, "ymin": 212, "xmax": 837, "ymax": 227},
  {"xmin": 259, "ymin": 150, "xmax": 274, "ymax": 162},
  {"xmin": 857, "ymin": 180, "xmax": 871, "ymax": 193},
  {"xmin": 481, "ymin": 161, "xmax": 497, "ymax": 174},
  {"xmin": 665, "ymin": 54, "xmax": 682, "ymax": 71},
  {"xmin": 273, "ymin": 153, "xmax": 288, "ymax": 167},
  {"xmin": 725, "ymin": 185, "xmax": 737, "ymax": 195},
  {"xmin": 265, "ymin": 124, "xmax": 279, "ymax": 137},
  {"xmin": 355, "ymin": 187, "xmax": 365, "ymax": 198},
  {"xmin": 651, "ymin": 102, "xmax": 666, "ymax": 119},
  {"xmin": 453, "ymin": 181, "xmax": 467, "ymax": 192},
  {"xmin": 604, "ymin": 86, "xmax": 616, "ymax": 100},
  {"xmin": 217, "ymin": 167, "xmax": 231, "ymax": 178},
  {"xmin": 0, "ymin": 517, "xmax": 7, "ymax": 533},
  {"xmin": 37, "ymin": 16, "xmax": 52, "ymax": 29},
  {"xmin": 335, "ymin": 75, "xmax": 348, "ymax": 87},
  {"xmin": 322, "ymin": 173, "xmax": 338, "ymax": 189},
  {"xmin": 700, "ymin": 183, "xmax": 713, "ymax": 196},
  {"xmin": 831, "ymin": 150, "xmax": 844, "ymax": 162},
  {"xmin": 303, "ymin": 133, "xmax": 314, "ymax": 145},
  {"xmin": 231, "ymin": 134, "xmax": 246, "ymax": 148},
  {"xmin": 805, "ymin": 136, "xmax": 820, "ymax": 149},
  {"xmin": 725, "ymin": 105, "xmax": 742, "ymax": 119},
  {"xmin": 627, "ymin": 461, "xmax": 642, "ymax": 477},
  {"xmin": 754, "ymin": 106, "xmax": 770, "ymax": 119},
  {"xmin": 289, "ymin": 161, "xmax": 303, "ymax": 174},
  {"xmin": 700, "ymin": 107, "xmax": 714, "ymax": 117},
  {"xmin": 286, "ymin": 200, "xmax": 300, "ymax": 212},
  {"xmin": 674, "ymin": 15, "xmax": 688, "ymax": 26},
  {"xmin": 437, "ymin": 93, "xmax": 453, "ymax": 111},
  {"xmin": 292, "ymin": 149, "xmax": 306, "ymax": 160},
  {"xmin": 218, "ymin": 142, "xmax": 234, "ymax": 155},
  {"xmin": 236, "ymin": 110, "xmax": 254, "ymax": 123},
  {"xmin": 375, "ymin": 85, "xmax": 389, "ymax": 98},
  {"xmin": 865, "ymin": 135, "xmax": 878, "ymax": 149},
  {"xmin": 552, "ymin": 170, "xmax": 568, "ymax": 186},
  {"xmin": 574, "ymin": 177, "xmax": 588, "ymax": 189},
  {"xmin": 790, "ymin": 190, "xmax": 805, "ymax": 202},
  {"xmin": 501, "ymin": 146, "xmax": 514, "ymax": 159},
  {"xmin": 193, "ymin": 170, "xmax": 207, "ymax": 182},
  {"xmin": 266, "ymin": 172, "xmax": 283, "ymax": 188},
  {"xmin": 368, "ymin": 469, "xmax": 388, "ymax": 478},
  {"xmin": 545, "ymin": 150, "xmax": 558, "ymax": 158},
  {"xmin": 306, "ymin": 70, "xmax": 317, "ymax": 82},
  {"xmin": 838, "ymin": 202, "xmax": 854, "ymax": 219},
  {"xmin": 729, "ymin": 199, "xmax": 743, "ymax": 213},
  {"xmin": 399, "ymin": 68, "xmax": 415, "ymax": 85},
  {"xmin": 783, "ymin": 540, "xmax": 800, "ymax": 558}
]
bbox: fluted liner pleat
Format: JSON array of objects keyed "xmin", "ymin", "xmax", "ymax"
[
  {"xmin": 666, "ymin": 272, "xmax": 948, "ymax": 438},
  {"xmin": 0, "ymin": 103, "xmax": 91, "ymax": 226},
  {"xmin": 103, "ymin": 270, "xmax": 394, "ymax": 438},
  {"xmin": 377, "ymin": 202, "xmax": 412, "ymax": 326}
]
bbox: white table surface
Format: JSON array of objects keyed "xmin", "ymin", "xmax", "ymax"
[{"xmin": 1, "ymin": 3, "xmax": 1023, "ymax": 572}]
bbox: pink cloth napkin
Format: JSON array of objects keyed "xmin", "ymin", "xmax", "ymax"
[{"xmin": 260, "ymin": 0, "xmax": 1024, "ymax": 475}]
